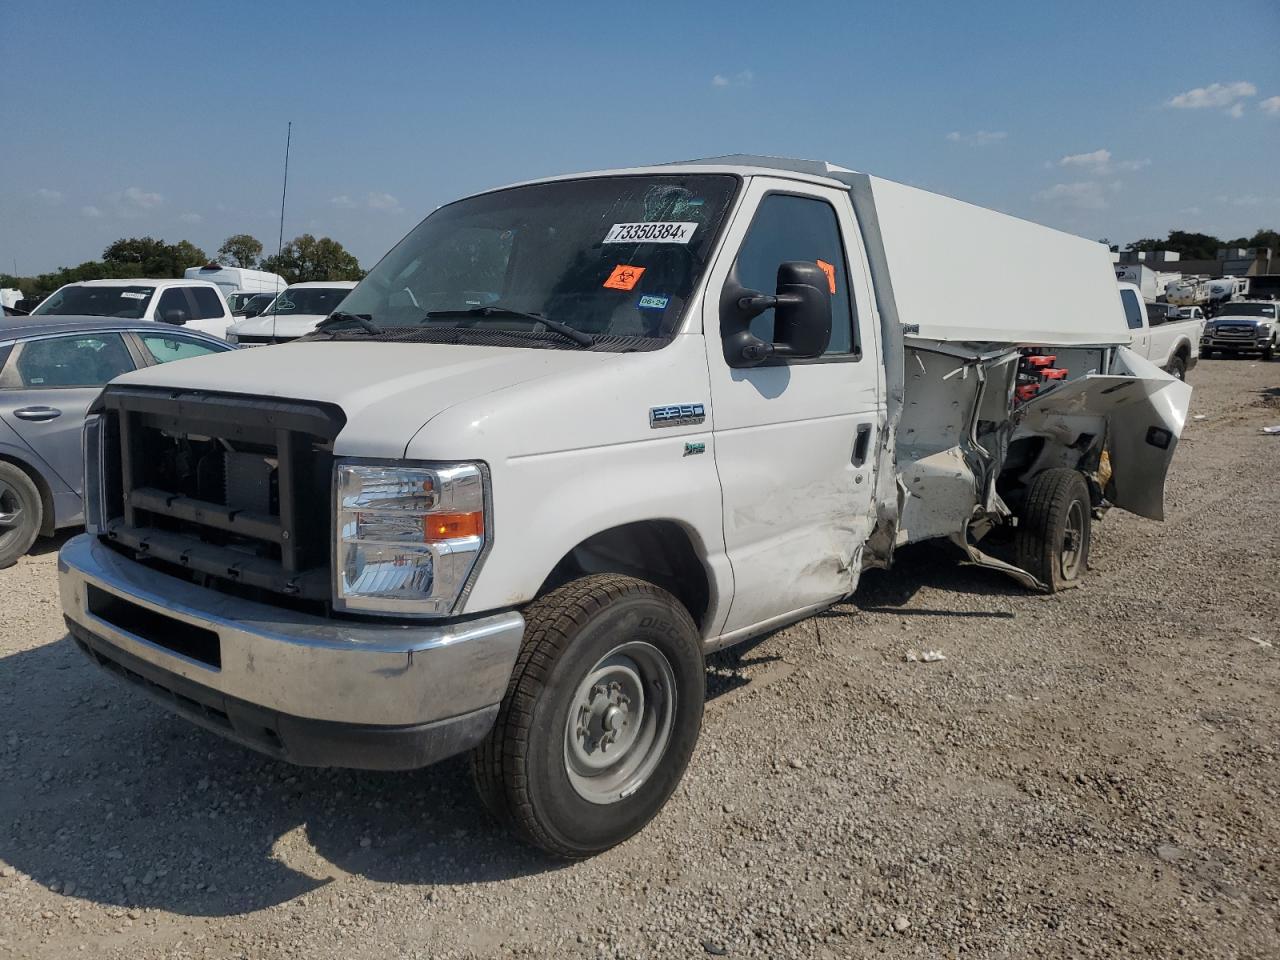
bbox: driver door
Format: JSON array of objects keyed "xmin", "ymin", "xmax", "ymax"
[{"xmin": 704, "ymin": 177, "xmax": 883, "ymax": 637}]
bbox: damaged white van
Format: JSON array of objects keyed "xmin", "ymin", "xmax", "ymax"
[{"xmin": 60, "ymin": 157, "xmax": 1190, "ymax": 857}]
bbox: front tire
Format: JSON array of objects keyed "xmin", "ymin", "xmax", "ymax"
[
  {"xmin": 472, "ymin": 574, "xmax": 705, "ymax": 859},
  {"xmin": 0, "ymin": 462, "xmax": 42, "ymax": 568},
  {"xmin": 1264, "ymin": 340, "xmax": 1276, "ymax": 362},
  {"xmin": 1015, "ymin": 468, "xmax": 1092, "ymax": 592}
]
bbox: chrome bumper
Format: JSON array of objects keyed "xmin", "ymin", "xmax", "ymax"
[{"xmin": 58, "ymin": 534, "xmax": 524, "ymax": 768}]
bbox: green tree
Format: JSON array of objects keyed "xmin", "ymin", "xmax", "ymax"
[
  {"xmin": 261, "ymin": 234, "xmax": 363, "ymax": 284},
  {"xmin": 217, "ymin": 234, "xmax": 264, "ymax": 269},
  {"xmin": 102, "ymin": 237, "xmax": 208, "ymax": 277}
]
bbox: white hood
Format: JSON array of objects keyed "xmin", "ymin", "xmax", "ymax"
[
  {"xmin": 227, "ymin": 313, "xmax": 328, "ymax": 340},
  {"xmin": 110, "ymin": 340, "xmax": 625, "ymax": 458}
]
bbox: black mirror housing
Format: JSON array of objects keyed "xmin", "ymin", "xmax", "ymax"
[
  {"xmin": 720, "ymin": 260, "xmax": 832, "ymax": 367},
  {"xmin": 161, "ymin": 309, "xmax": 188, "ymax": 325}
]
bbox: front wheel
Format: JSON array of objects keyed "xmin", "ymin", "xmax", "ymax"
[
  {"xmin": 472, "ymin": 574, "xmax": 705, "ymax": 858},
  {"xmin": 0, "ymin": 463, "xmax": 42, "ymax": 568},
  {"xmin": 1264, "ymin": 341, "xmax": 1276, "ymax": 362},
  {"xmin": 1015, "ymin": 468, "xmax": 1092, "ymax": 592}
]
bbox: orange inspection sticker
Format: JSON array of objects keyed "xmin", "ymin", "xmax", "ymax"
[
  {"xmin": 603, "ymin": 264, "xmax": 646, "ymax": 291},
  {"xmin": 815, "ymin": 259, "xmax": 837, "ymax": 294}
]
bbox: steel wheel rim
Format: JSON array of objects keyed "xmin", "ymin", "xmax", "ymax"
[
  {"xmin": 1061, "ymin": 500, "xmax": 1085, "ymax": 579},
  {"xmin": 0, "ymin": 479, "xmax": 24, "ymax": 542},
  {"xmin": 564, "ymin": 640, "xmax": 677, "ymax": 805}
]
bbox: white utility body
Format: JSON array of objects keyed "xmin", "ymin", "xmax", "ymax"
[
  {"xmin": 61, "ymin": 157, "xmax": 1192, "ymax": 857},
  {"xmin": 29, "ymin": 278, "xmax": 235, "ymax": 339}
]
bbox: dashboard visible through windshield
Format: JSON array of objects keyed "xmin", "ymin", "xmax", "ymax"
[{"xmin": 335, "ymin": 174, "xmax": 739, "ymax": 347}]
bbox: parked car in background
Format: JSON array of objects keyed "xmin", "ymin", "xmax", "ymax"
[
  {"xmin": 1200, "ymin": 301, "xmax": 1278, "ymax": 360},
  {"xmin": 183, "ymin": 264, "xmax": 287, "ymax": 305},
  {"xmin": 29, "ymin": 279, "xmax": 235, "ymax": 339},
  {"xmin": 225, "ymin": 281, "xmax": 358, "ymax": 344},
  {"xmin": 1117, "ymin": 283, "xmax": 1203, "ymax": 379},
  {"xmin": 0, "ymin": 316, "xmax": 235, "ymax": 565},
  {"xmin": 1174, "ymin": 306, "xmax": 1205, "ymax": 322},
  {"xmin": 227, "ymin": 292, "xmax": 261, "ymax": 316},
  {"xmin": 238, "ymin": 292, "xmax": 277, "ymax": 318}
]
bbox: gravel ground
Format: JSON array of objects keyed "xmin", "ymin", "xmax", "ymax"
[{"xmin": 1, "ymin": 357, "xmax": 1278, "ymax": 960}]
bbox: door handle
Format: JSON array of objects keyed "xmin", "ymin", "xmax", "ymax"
[
  {"xmin": 852, "ymin": 423, "xmax": 872, "ymax": 467},
  {"xmin": 13, "ymin": 406, "xmax": 63, "ymax": 422}
]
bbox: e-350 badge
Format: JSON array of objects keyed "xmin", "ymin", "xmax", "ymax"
[{"xmin": 649, "ymin": 403, "xmax": 705, "ymax": 428}]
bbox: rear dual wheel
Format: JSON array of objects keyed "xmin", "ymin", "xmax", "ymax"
[{"xmin": 472, "ymin": 574, "xmax": 704, "ymax": 859}]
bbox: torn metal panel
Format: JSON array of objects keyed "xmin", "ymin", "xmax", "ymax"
[{"xmin": 1014, "ymin": 346, "xmax": 1190, "ymax": 520}]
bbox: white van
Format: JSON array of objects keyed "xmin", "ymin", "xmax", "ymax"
[
  {"xmin": 29, "ymin": 278, "xmax": 234, "ymax": 339},
  {"xmin": 182, "ymin": 265, "xmax": 287, "ymax": 306},
  {"xmin": 63, "ymin": 156, "xmax": 1192, "ymax": 857}
]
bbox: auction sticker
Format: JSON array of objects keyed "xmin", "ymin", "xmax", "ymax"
[
  {"xmin": 603, "ymin": 222, "xmax": 698, "ymax": 244},
  {"xmin": 120, "ymin": 291, "xmax": 148, "ymax": 299}
]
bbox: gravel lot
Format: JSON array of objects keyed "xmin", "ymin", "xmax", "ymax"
[{"xmin": 1, "ymin": 357, "xmax": 1278, "ymax": 959}]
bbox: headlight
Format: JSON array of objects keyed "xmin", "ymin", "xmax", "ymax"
[
  {"xmin": 1257, "ymin": 323, "xmax": 1272, "ymax": 334},
  {"xmin": 334, "ymin": 461, "xmax": 487, "ymax": 616},
  {"xmin": 225, "ymin": 333, "xmax": 239, "ymax": 345}
]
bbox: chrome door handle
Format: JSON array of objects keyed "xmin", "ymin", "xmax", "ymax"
[{"xmin": 13, "ymin": 406, "xmax": 62, "ymax": 422}]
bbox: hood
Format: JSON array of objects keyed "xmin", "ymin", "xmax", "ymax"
[
  {"xmin": 111, "ymin": 340, "xmax": 627, "ymax": 458},
  {"xmin": 228, "ymin": 313, "xmax": 328, "ymax": 339}
]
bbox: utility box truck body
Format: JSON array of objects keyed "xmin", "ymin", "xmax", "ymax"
[{"xmin": 59, "ymin": 157, "xmax": 1190, "ymax": 856}]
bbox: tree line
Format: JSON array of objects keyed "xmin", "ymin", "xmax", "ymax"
[
  {"xmin": 1101, "ymin": 228, "xmax": 1280, "ymax": 260},
  {"xmin": 1, "ymin": 233, "xmax": 364, "ymax": 299}
]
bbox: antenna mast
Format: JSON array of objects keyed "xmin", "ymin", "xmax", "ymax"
[{"xmin": 277, "ymin": 121, "xmax": 292, "ymax": 259}]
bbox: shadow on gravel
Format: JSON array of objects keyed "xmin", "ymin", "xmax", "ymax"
[
  {"xmin": 849, "ymin": 541, "xmax": 1025, "ymax": 612},
  {"xmin": 27, "ymin": 528, "xmax": 77, "ymax": 559},
  {"xmin": 0, "ymin": 636, "xmax": 564, "ymax": 919}
]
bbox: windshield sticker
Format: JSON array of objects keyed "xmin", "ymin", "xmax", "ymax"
[
  {"xmin": 119, "ymin": 291, "xmax": 148, "ymax": 299},
  {"xmin": 815, "ymin": 260, "xmax": 837, "ymax": 294},
  {"xmin": 603, "ymin": 265, "xmax": 646, "ymax": 291},
  {"xmin": 603, "ymin": 222, "xmax": 698, "ymax": 245},
  {"xmin": 638, "ymin": 295, "xmax": 669, "ymax": 310}
]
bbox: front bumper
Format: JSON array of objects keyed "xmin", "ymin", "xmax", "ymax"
[
  {"xmin": 1202, "ymin": 336, "xmax": 1268, "ymax": 351},
  {"xmin": 59, "ymin": 534, "xmax": 524, "ymax": 769}
]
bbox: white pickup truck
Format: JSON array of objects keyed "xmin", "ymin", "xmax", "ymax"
[
  {"xmin": 1200, "ymin": 301, "xmax": 1278, "ymax": 360},
  {"xmin": 1117, "ymin": 282, "xmax": 1202, "ymax": 380},
  {"xmin": 60, "ymin": 157, "xmax": 1191, "ymax": 857}
]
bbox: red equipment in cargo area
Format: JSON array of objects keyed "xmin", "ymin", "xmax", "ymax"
[{"xmin": 1014, "ymin": 349, "xmax": 1069, "ymax": 405}]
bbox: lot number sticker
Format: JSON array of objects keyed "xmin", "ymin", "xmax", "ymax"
[{"xmin": 603, "ymin": 222, "xmax": 698, "ymax": 244}]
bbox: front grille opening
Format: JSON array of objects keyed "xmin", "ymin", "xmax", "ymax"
[{"xmin": 87, "ymin": 584, "xmax": 222, "ymax": 668}]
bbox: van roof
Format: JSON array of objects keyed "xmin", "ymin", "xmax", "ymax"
[
  {"xmin": 285, "ymin": 281, "xmax": 359, "ymax": 289},
  {"xmin": 64, "ymin": 278, "xmax": 221, "ymax": 290}
]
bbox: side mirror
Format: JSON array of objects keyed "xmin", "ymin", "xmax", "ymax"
[
  {"xmin": 161, "ymin": 308, "xmax": 188, "ymax": 325},
  {"xmin": 720, "ymin": 260, "xmax": 832, "ymax": 368},
  {"xmin": 243, "ymin": 304, "xmax": 262, "ymax": 318}
]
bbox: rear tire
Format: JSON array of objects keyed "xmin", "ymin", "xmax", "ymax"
[
  {"xmin": 1167, "ymin": 355, "xmax": 1187, "ymax": 380},
  {"xmin": 472, "ymin": 574, "xmax": 705, "ymax": 859},
  {"xmin": 1015, "ymin": 468, "xmax": 1091, "ymax": 593},
  {"xmin": 0, "ymin": 462, "xmax": 42, "ymax": 568}
]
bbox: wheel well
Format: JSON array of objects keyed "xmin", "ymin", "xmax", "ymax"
[
  {"xmin": 538, "ymin": 520, "xmax": 711, "ymax": 630},
  {"xmin": 0, "ymin": 453, "xmax": 55, "ymax": 537}
]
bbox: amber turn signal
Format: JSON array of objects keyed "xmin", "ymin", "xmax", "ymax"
[{"xmin": 423, "ymin": 511, "xmax": 484, "ymax": 542}]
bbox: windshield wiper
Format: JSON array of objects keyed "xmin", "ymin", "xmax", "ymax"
[
  {"xmin": 315, "ymin": 311, "xmax": 384, "ymax": 335},
  {"xmin": 422, "ymin": 306, "xmax": 594, "ymax": 348}
]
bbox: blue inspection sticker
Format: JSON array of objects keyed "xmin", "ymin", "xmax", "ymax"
[{"xmin": 638, "ymin": 295, "xmax": 669, "ymax": 310}]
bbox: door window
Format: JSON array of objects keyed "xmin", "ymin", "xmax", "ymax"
[
  {"xmin": 1119, "ymin": 288, "xmax": 1144, "ymax": 330},
  {"xmin": 189, "ymin": 286, "xmax": 227, "ymax": 319},
  {"xmin": 733, "ymin": 194, "xmax": 856, "ymax": 355},
  {"xmin": 137, "ymin": 332, "xmax": 226, "ymax": 364},
  {"xmin": 0, "ymin": 334, "xmax": 135, "ymax": 389},
  {"xmin": 155, "ymin": 288, "xmax": 191, "ymax": 323}
]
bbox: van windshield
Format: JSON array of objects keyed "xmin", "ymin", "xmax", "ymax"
[
  {"xmin": 31, "ymin": 284, "xmax": 155, "ymax": 319},
  {"xmin": 336, "ymin": 174, "xmax": 738, "ymax": 345},
  {"xmin": 268, "ymin": 288, "xmax": 351, "ymax": 316}
]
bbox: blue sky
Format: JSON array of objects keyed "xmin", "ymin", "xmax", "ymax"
[{"xmin": 3, "ymin": 0, "xmax": 1278, "ymax": 275}]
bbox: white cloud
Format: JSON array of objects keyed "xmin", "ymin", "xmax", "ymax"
[
  {"xmin": 119, "ymin": 186, "xmax": 163, "ymax": 210},
  {"xmin": 34, "ymin": 188, "xmax": 63, "ymax": 204},
  {"xmin": 80, "ymin": 205, "xmax": 103, "ymax": 218},
  {"xmin": 711, "ymin": 70, "xmax": 753, "ymax": 89},
  {"xmin": 945, "ymin": 130, "xmax": 1007, "ymax": 147},
  {"xmin": 1055, "ymin": 149, "xmax": 1150, "ymax": 176},
  {"xmin": 179, "ymin": 212, "xmax": 203, "ymax": 224},
  {"xmin": 330, "ymin": 194, "xmax": 357, "ymax": 209},
  {"xmin": 1262, "ymin": 96, "xmax": 1280, "ymax": 115},
  {"xmin": 1167, "ymin": 81, "xmax": 1256, "ymax": 116},
  {"xmin": 1033, "ymin": 181, "xmax": 1113, "ymax": 211},
  {"xmin": 366, "ymin": 191, "xmax": 402, "ymax": 213}
]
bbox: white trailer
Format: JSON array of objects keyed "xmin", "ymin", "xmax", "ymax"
[{"xmin": 182, "ymin": 264, "xmax": 287, "ymax": 302}]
